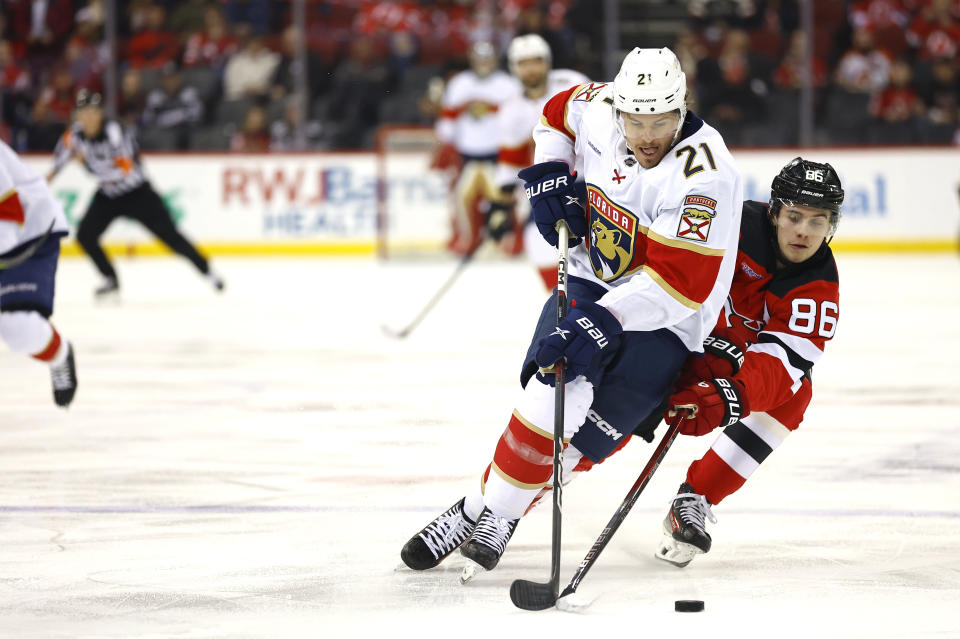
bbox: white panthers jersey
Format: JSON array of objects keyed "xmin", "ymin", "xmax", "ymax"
[
  {"xmin": 435, "ymin": 69, "xmax": 521, "ymax": 157},
  {"xmin": 532, "ymin": 82, "xmax": 744, "ymax": 352},
  {"xmin": 0, "ymin": 141, "xmax": 69, "ymax": 256},
  {"xmin": 495, "ymin": 68, "xmax": 590, "ymax": 190}
]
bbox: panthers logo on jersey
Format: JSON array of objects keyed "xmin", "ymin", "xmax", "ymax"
[{"xmin": 586, "ymin": 185, "xmax": 639, "ymax": 281}]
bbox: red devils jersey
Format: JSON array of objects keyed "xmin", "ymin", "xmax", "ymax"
[{"xmin": 720, "ymin": 201, "xmax": 839, "ymax": 412}]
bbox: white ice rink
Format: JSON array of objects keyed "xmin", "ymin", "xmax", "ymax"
[{"xmin": 2, "ymin": 252, "xmax": 959, "ymax": 638}]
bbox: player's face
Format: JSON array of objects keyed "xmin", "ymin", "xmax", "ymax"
[
  {"xmin": 77, "ymin": 106, "xmax": 103, "ymax": 136},
  {"xmin": 471, "ymin": 55, "xmax": 497, "ymax": 78},
  {"xmin": 620, "ymin": 112, "xmax": 680, "ymax": 169},
  {"xmin": 773, "ymin": 203, "xmax": 832, "ymax": 263},
  {"xmin": 515, "ymin": 57, "xmax": 549, "ymax": 88}
]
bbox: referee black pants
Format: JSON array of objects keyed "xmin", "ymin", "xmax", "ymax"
[{"xmin": 76, "ymin": 183, "xmax": 209, "ymax": 281}]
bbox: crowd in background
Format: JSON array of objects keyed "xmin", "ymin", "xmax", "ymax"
[{"xmin": 0, "ymin": 0, "xmax": 958, "ymax": 152}]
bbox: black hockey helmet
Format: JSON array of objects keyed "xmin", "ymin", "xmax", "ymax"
[
  {"xmin": 770, "ymin": 157, "xmax": 844, "ymax": 236},
  {"xmin": 75, "ymin": 88, "xmax": 103, "ymax": 110}
]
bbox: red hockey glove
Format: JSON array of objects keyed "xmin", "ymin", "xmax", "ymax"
[
  {"xmin": 675, "ymin": 327, "xmax": 747, "ymax": 388},
  {"xmin": 667, "ymin": 377, "xmax": 750, "ymax": 437}
]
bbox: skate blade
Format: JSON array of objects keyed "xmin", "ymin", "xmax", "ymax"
[
  {"xmin": 655, "ymin": 530, "xmax": 701, "ymax": 568},
  {"xmin": 459, "ymin": 561, "xmax": 484, "ymax": 584}
]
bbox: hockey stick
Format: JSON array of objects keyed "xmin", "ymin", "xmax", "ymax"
[
  {"xmin": 509, "ymin": 221, "xmax": 570, "ymax": 611},
  {"xmin": 381, "ymin": 240, "xmax": 484, "ymax": 339},
  {"xmin": 0, "ymin": 221, "xmax": 55, "ymax": 271},
  {"xmin": 512, "ymin": 413, "xmax": 685, "ymax": 611},
  {"xmin": 553, "ymin": 415, "xmax": 684, "ymax": 610}
]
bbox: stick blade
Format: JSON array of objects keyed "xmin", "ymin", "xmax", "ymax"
[
  {"xmin": 380, "ymin": 324, "xmax": 410, "ymax": 339},
  {"xmin": 509, "ymin": 579, "xmax": 558, "ymax": 611}
]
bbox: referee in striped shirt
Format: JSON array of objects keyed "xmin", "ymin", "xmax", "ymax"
[{"xmin": 48, "ymin": 90, "xmax": 223, "ymax": 297}]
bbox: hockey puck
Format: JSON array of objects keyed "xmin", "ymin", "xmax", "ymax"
[{"xmin": 675, "ymin": 600, "xmax": 705, "ymax": 612}]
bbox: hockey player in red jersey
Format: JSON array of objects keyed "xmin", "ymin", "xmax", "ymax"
[
  {"xmin": 651, "ymin": 157, "xmax": 845, "ymax": 567},
  {"xmin": 401, "ymin": 47, "xmax": 743, "ymax": 578}
]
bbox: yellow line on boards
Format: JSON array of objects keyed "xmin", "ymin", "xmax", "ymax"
[
  {"xmin": 830, "ymin": 239, "xmax": 959, "ymax": 253},
  {"xmin": 56, "ymin": 239, "xmax": 959, "ymax": 258},
  {"xmin": 59, "ymin": 241, "xmax": 378, "ymax": 257}
]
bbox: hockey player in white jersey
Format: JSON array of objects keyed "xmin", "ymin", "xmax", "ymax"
[
  {"xmin": 432, "ymin": 41, "xmax": 521, "ymax": 255},
  {"xmin": 402, "ymin": 47, "xmax": 743, "ymax": 576},
  {"xmin": 0, "ymin": 140, "xmax": 78, "ymax": 407},
  {"xmin": 486, "ymin": 34, "xmax": 589, "ymax": 289}
]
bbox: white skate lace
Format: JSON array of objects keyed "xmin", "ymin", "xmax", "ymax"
[
  {"xmin": 419, "ymin": 505, "xmax": 474, "ymax": 560},
  {"xmin": 470, "ymin": 511, "xmax": 517, "ymax": 555},
  {"xmin": 673, "ymin": 492, "xmax": 718, "ymax": 535},
  {"xmin": 50, "ymin": 357, "xmax": 74, "ymax": 390}
]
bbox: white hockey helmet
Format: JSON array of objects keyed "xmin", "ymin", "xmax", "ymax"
[
  {"xmin": 612, "ymin": 47, "xmax": 687, "ymax": 140},
  {"xmin": 507, "ymin": 34, "xmax": 552, "ymax": 75}
]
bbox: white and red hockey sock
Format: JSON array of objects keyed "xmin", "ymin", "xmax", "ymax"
[
  {"xmin": 685, "ymin": 412, "xmax": 794, "ymax": 505},
  {"xmin": 0, "ymin": 311, "xmax": 68, "ymax": 366}
]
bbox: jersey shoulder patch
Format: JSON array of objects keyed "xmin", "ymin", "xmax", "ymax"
[
  {"xmin": 572, "ymin": 83, "xmax": 607, "ymax": 102},
  {"xmin": 676, "ymin": 195, "xmax": 718, "ymax": 243}
]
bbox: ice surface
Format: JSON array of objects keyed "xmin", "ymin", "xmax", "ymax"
[{"xmin": 1, "ymin": 253, "xmax": 959, "ymax": 638}]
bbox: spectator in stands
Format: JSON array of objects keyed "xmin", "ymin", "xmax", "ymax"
[
  {"xmin": 170, "ymin": 0, "xmax": 212, "ymax": 36},
  {"xmin": 182, "ymin": 6, "xmax": 237, "ymax": 70},
  {"xmin": 118, "ymin": 68, "xmax": 147, "ymax": 127},
  {"xmin": 3, "ymin": 0, "xmax": 74, "ymax": 73},
  {"xmin": 848, "ymin": 0, "xmax": 912, "ymax": 58},
  {"xmin": 919, "ymin": 58, "xmax": 959, "ymax": 142},
  {"xmin": 63, "ymin": 35, "xmax": 103, "ymax": 92},
  {"xmin": 834, "ymin": 27, "xmax": 892, "ymax": 94},
  {"xmin": 906, "ymin": 0, "xmax": 960, "ymax": 61},
  {"xmin": 127, "ymin": 3, "xmax": 180, "ymax": 70},
  {"xmin": 1, "ymin": 38, "xmax": 32, "ymax": 144},
  {"xmin": 28, "ymin": 66, "xmax": 75, "ymax": 150},
  {"xmin": 324, "ymin": 35, "xmax": 392, "ymax": 149},
  {"xmin": 142, "ymin": 61, "xmax": 204, "ymax": 150},
  {"xmin": 270, "ymin": 25, "xmax": 328, "ymax": 103},
  {"xmin": 774, "ymin": 30, "xmax": 828, "ymax": 91},
  {"xmin": 223, "ymin": 27, "xmax": 280, "ymax": 100},
  {"xmin": 686, "ymin": 0, "xmax": 766, "ymax": 30},
  {"xmin": 230, "ymin": 103, "xmax": 270, "ymax": 151},
  {"xmin": 696, "ymin": 28, "xmax": 771, "ymax": 145},
  {"xmin": 222, "ymin": 0, "xmax": 274, "ymax": 36},
  {"xmin": 870, "ymin": 57, "xmax": 925, "ymax": 143},
  {"xmin": 269, "ymin": 97, "xmax": 324, "ymax": 151},
  {"xmin": 673, "ymin": 28, "xmax": 707, "ymax": 89}
]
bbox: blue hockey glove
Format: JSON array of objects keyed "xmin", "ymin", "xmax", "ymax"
[
  {"xmin": 518, "ymin": 161, "xmax": 588, "ymax": 247},
  {"xmin": 535, "ymin": 301, "xmax": 623, "ymax": 381}
]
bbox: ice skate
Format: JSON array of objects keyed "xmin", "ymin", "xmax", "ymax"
[
  {"xmin": 655, "ymin": 483, "xmax": 717, "ymax": 568},
  {"xmin": 460, "ymin": 507, "xmax": 519, "ymax": 573},
  {"xmin": 50, "ymin": 342, "xmax": 77, "ymax": 408},
  {"xmin": 94, "ymin": 276, "xmax": 119, "ymax": 299},
  {"xmin": 401, "ymin": 498, "xmax": 476, "ymax": 570}
]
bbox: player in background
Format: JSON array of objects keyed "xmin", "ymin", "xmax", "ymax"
[
  {"xmin": 47, "ymin": 90, "xmax": 224, "ymax": 299},
  {"xmin": 431, "ymin": 42, "xmax": 521, "ymax": 255},
  {"xmin": 1, "ymin": 140, "xmax": 78, "ymax": 407},
  {"xmin": 402, "ymin": 47, "xmax": 743, "ymax": 576},
  {"xmin": 650, "ymin": 158, "xmax": 844, "ymax": 567},
  {"xmin": 486, "ymin": 34, "xmax": 589, "ymax": 289}
]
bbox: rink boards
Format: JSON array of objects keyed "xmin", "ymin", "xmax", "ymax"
[{"xmin": 23, "ymin": 147, "xmax": 960, "ymax": 256}]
